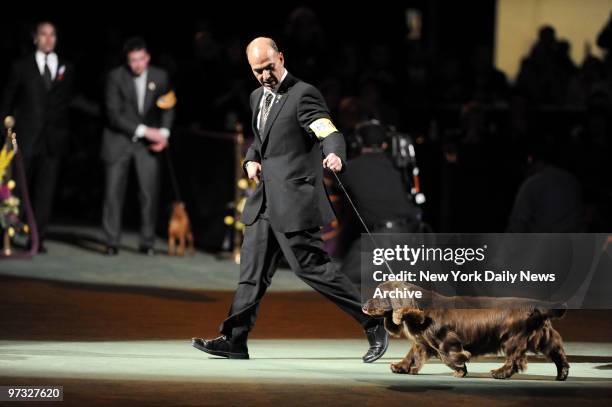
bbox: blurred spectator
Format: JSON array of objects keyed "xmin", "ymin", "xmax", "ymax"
[
  {"xmin": 178, "ymin": 20, "xmax": 224, "ymax": 128},
  {"xmin": 338, "ymin": 122, "xmax": 421, "ymax": 285},
  {"xmin": 596, "ymin": 11, "xmax": 612, "ymax": 75},
  {"xmin": 566, "ymin": 54, "xmax": 605, "ymax": 107},
  {"xmin": 506, "ymin": 143, "xmax": 584, "ymax": 233},
  {"xmin": 466, "ymin": 46, "xmax": 509, "ymax": 105},
  {"xmin": 434, "ymin": 57, "xmax": 467, "ymax": 104},
  {"xmin": 516, "ymin": 26, "xmax": 568, "ymax": 105},
  {"xmin": 0, "ymin": 21, "xmax": 75, "ymax": 253},
  {"xmin": 318, "ymin": 77, "xmax": 343, "ymax": 118},
  {"xmin": 358, "ymin": 76, "xmax": 399, "ymax": 126},
  {"xmin": 284, "ymin": 6, "xmax": 327, "ymax": 83},
  {"xmin": 101, "ymin": 37, "xmax": 175, "ymax": 256},
  {"xmin": 211, "ymin": 37, "xmax": 251, "ymax": 131},
  {"xmin": 337, "ymin": 97, "xmax": 367, "ymax": 159}
]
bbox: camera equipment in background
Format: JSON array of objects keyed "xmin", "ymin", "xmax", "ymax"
[{"xmin": 352, "ymin": 120, "xmax": 426, "ymax": 206}]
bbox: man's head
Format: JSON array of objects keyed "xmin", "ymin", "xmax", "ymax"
[
  {"xmin": 246, "ymin": 37, "xmax": 285, "ymax": 90},
  {"xmin": 124, "ymin": 37, "xmax": 150, "ymax": 76},
  {"xmin": 356, "ymin": 121, "xmax": 389, "ymax": 153},
  {"xmin": 33, "ymin": 22, "xmax": 57, "ymax": 54}
]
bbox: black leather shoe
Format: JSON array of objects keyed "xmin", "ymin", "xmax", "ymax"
[
  {"xmin": 105, "ymin": 246, "xmax": 119, "ymax": 256},
  {"xmin": 192, "ymin": 336, "xmax": 249, "ymax": 359},
  {"xmin": 139, "ymin": 246, "xmax": 155, "ymax": 256},
  {"xmin": 362, "ymin": 322, "xmax": 389, "ymax": 363}
]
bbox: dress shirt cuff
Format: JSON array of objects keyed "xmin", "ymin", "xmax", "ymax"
[
  {"xmin": 132, "ymin": 124, "xmax": 147, "ymax": 142},
  {"xmin": 159, "ymin": 128, "xmax": 170, "ymax": 139}
]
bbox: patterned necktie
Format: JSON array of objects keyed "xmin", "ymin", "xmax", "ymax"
[
  {"xmin": 259, "ymin": 92, "xmax": 274, "ymax": 132},
  {"xmin": 42, "ymin": 54, "xmax": 53, "ymax": 90}
]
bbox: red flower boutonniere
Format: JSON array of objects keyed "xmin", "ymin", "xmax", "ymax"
[{"xmin": 57, "ymin": 65, "xmax": 66, "ymax": 81}]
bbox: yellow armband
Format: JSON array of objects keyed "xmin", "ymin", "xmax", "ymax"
[{"xmin": 309, "ymin": 118, "xmax": 338, "ymax": 139}]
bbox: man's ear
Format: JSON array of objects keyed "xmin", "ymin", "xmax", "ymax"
[{"xmin": 393, "ymin": 307, "xmax": 425, "ymax": 325}]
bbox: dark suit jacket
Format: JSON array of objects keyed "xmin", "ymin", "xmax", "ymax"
[
  {"xmin": 0, "ymin": 53, "xmax": 74, "ymax": 160},
  {"xmin": 241, "ymin": 73, "xmax": 346, "ymax": 233},
  {"xmin": 101, "ymin": 65, "xmax": 174, "ymax": 163}
]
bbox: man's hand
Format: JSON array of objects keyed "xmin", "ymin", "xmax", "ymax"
[
  {"xmin": 323, "ymin": 153, "xmax": 342, "ymax": 172},
  {"xmin": 144, "ymin": 127, "xmax": 165, "ymax": 144},
  {"xmin": 246, "ymin": 161, "xmax": 262, "ymax": 184},
  {"xmin": 149, "ymin": 137, "xmax": 168, "ymax": 152}
]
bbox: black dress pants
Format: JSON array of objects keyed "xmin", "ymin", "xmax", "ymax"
[
  {"xmin": 102, "ymin": 144, "xmax": 160, "ymax": 248},
  {"xmin": 219, "ymin": 207, "xmax": 375, "ymax": 344},
  {"xmin": 23, "ymin": 153, "xmax": 60, "ymax": 242}
]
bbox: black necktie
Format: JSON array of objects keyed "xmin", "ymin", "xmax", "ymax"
[
  {"xmin": 42, "ymin": 54, "xmax": 52, "ymax": 90},
  {"xmin": 259, "ymin": 93, "xmax": 274, "ymax": 132}
]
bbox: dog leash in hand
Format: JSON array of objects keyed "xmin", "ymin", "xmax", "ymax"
[{"xmin": 330, "ymin": 170, "xmax": 394, "ymax": 275}]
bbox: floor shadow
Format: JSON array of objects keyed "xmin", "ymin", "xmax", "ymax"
[
  {"xmin": 45, "ymin": 229, "xmax": 107, "ymax": 254},
  {"xmin": 0, "ymin": 274, "xmax": 215, "ymax": 302},
  {"xmin": 45, "ymin": 229, "xmax": 174, "ymax": 256}
]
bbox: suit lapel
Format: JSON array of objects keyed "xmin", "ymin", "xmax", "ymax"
[
  {"xmin": 143, "ymin": 69, "xmax": 155, "ymax": 114},
  {"xmin": 31, "ymin": 54, "xmax": 47, "ymax": 91},
  {"xmin": 251, "ymin": 87, "xmax": 264, "ymax": 141},
  {"xmin": 49, "ymin": 57, "xmax": 63, "ymax": 91},
  {"xmin": 261, "ymin": 74, "xmax": 295, "ymax": 143},
  {"xmin": 121, "ymin": 67, "xmax": 139, "ymax": 114}
]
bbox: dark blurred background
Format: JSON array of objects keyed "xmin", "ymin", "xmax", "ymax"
[{"xmin": 1, "ymin": 0, "xmax": 610, "ymax": 250}]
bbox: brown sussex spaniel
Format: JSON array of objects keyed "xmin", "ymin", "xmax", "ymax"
[{"xmin": 362, "ymin": 281, "xmax": 569, "ymax": 380}]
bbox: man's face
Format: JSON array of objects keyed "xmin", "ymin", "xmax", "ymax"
[
  {"xmin": 247, "ymin": 47, "xmax": 285, "ymax": 90},
  {"xmin": 35, "ymin": 23, "xmax": 56, "ymax": 54},
  {"xmin": 127, "ymin": 49, "xmax": 150, "ymax": 76}
]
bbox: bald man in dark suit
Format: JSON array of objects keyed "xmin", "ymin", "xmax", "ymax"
[{"xmin": 192, "ymin": 37, "xmax": 388, "ymax": 362}]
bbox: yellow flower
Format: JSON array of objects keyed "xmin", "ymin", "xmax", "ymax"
[{"xmin": 5, "ymin": 196, "xmax": 19, "ymax": 207}]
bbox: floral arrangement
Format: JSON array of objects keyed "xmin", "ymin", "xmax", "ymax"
[{"xmin": 0, "ymin": 140, "xmax": 27, "ymax": 245}]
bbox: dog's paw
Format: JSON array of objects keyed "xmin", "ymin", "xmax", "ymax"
[
  {"xmin": 556, "ymin": 366, "xmax": 569, "ymax": 381},
  {"xmin": 390, "ymin": 362, "xmax": 410, "ymax": 374},
  {"xmin": 490, "ymin": 367, "xmax": 512, "ymax": 379},
  {"xmin": 453, "ymin": 365, "xmax": 467, "ymax": 378}
]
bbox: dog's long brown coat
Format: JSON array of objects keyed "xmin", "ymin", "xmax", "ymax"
[{"xmin": 362, "ymin": 281, "xmax": 569, "ymax": 380}]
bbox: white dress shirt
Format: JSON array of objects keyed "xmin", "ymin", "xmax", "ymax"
[
  {"xmin": 256, "ymin": 69, "xmax": 288, "ymax": 131},
  {"xmin": 245, "ymin": 69, "xmax": 288, "ymax": 172},
  {"xmin": 134, "ymin": 70, "xmax": 147, "ymax": 114},
  {"xmin": 35, "ymin": 50, "xmax": 58, "ymax": 80},
  {"xmin": 132, "ymin": 69, "xmax": 170, "ymax": 142}
]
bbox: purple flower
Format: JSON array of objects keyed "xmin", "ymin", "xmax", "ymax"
[{"xmin": 0, "ymin": 185, "xmax": 10, "ymax": 200}]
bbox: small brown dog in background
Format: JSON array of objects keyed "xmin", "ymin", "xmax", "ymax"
[{"xmin": 168, "ymin": 201, "xmax": 194, "ymax": 256}]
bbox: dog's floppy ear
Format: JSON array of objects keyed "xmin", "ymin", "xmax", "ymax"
[
  {"xmin": 383, "ymin": 313, "xmax": 403, "ymax": 337},
  {"xmin": 393, "ymin": 307, "xmax": 425, "ymax": 325}
]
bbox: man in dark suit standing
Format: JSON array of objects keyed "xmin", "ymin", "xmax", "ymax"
[
  {"xmin": 0, "ymin": 21, "xmax": 74, "ymax": 253},
  {"xmin": 101, "ymin": 38, "xmax": 174, "ymax": 256},
  {"xmin": 192, "ymin": 37, "xmax": 388, "ymax": 362}
]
